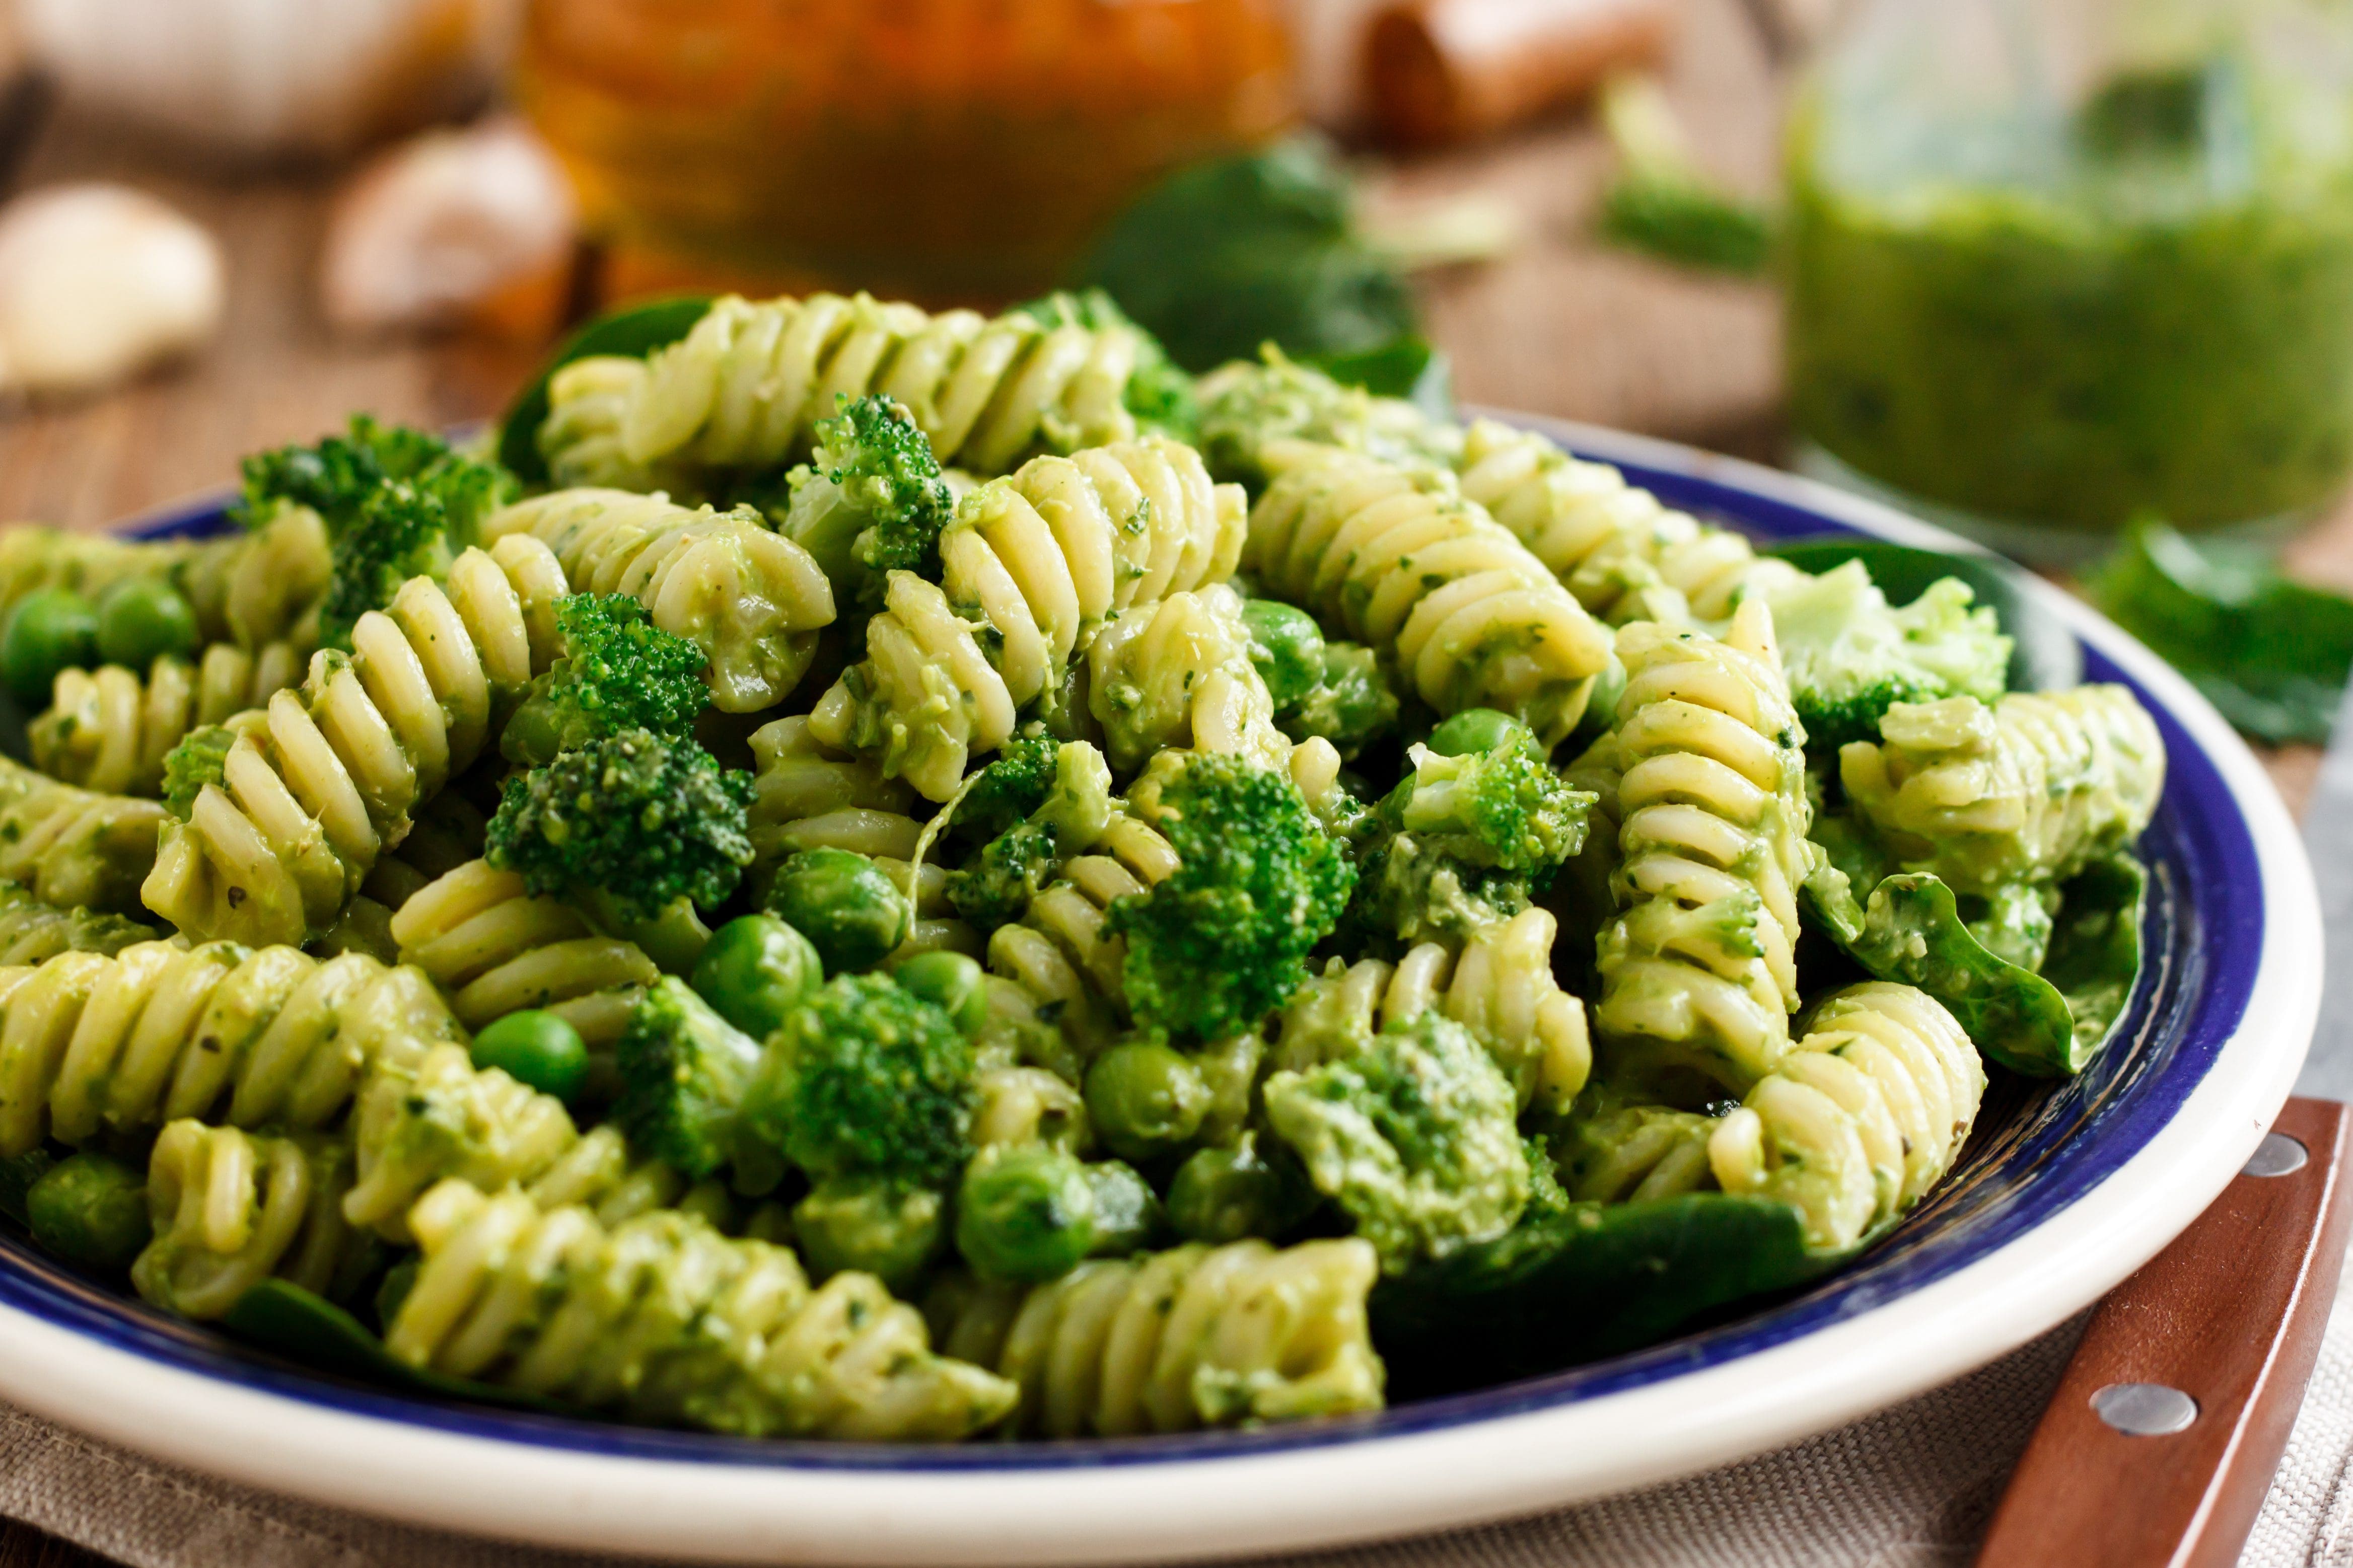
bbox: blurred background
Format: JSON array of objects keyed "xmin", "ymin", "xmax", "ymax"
[{"xmin": 0, "ymin": 0, "xmax": 2346, "ymax": 796}]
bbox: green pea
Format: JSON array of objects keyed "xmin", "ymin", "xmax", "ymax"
[
  {"xmin": 2, "ymin": 587, "xmax": 98, "ymax": 707},
  {"xmin": 28, "ymin": 1152, "xmax": 150, "ymax": 1271},
  {"xmin": 1427, "ymin": 707, "xmax": 1531, "ymax": 758},
  {"xmin": 1240, "ymin": 599, "xmax": 1326, "ymax": 711},
  {"xmin": 497, "ymin": 693, "xmax": 568, "ymax": 770},
  {"xmin": 894, "ymin": 950, "xmax": 987, "ymax": 1036},
  {"xmin": 956, "ymin": 1145, "xmax": 1097, "ymax": 1283},
  {"xmin": 1085, "ymin": 1041, "xmax": 1209, "ymax": 1163},
  {"xmin": 692, "ymin": 914, "xmax": 822, "ymax": 1039},
  {"xmin": 1168, "ymin": 1133, "xmax": 1313, "ymax": 1244},
  {"xmin": 470, "ymin": 1010, "xmax": 590, "ymax": 1103},
  {"xmin": 793, "ymin": 1177, "xmax": 942, "ymax": 1292},
  {"xmin": 1080, "ymin": 1159, "xmax": 1160, "ymax": 1257},
  {"xmin": 94, "ymin": 578, "xmax": 199, "ymax": 669},
  {"xmin": 765, "ymin": 848, "xmax": 910, "ymax": 974}
]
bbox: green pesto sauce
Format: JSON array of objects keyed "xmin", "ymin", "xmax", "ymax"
[{"xmin": 1786, "ymin": 58, "xmax": 2353, "ymax": 534}]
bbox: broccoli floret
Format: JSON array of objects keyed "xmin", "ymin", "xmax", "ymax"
[
  {"xmin": 160, "ymin": 723, "xmax": 236, "ymax": 820},
  {"xmin": 240, "ymin": 415, "xmax": 518, "ymax": 649},
  {"xmin": 485, "ymin": 730, "xmax": 755, "ymax": 923},
  {"xmin": 1104, "ymin": 752, "xmax": 1355, "ymax": 1044},
  {"xmin": 945, "ymin": 741, "xmax": 1114, "ymax": 932},
  {"xmin": 614, "ymin": 976, "xmax": 765, "ymax": 1179},
  {"xmin": 778, "ymin": 395, "xmax": 953, "ymax": 607},
  {"xmin": 744, "ymin": 973, "xmax": 975, "ymax": 1191},
  {"xmin": 1263, "ymin": 1010, "xmax": 1529, "ymax": 1272},
  {"xmin": 1341, "ymin": 716, "xmax": 1594, "ymax": 953},
  {"xmin": 1013, "ymin": 289, "xmax": 1197, "ymax": 442},
  {"xmin": 1757, "ymin": 561, "xmax": 2012, "ymax": 752},
  {"xmin": 948, "ymin": 732, "xmax": 1063, "ymax": 845},
  {"xmin": 501, "ymin": 594, "xmax": 710, "ymax": 768}
]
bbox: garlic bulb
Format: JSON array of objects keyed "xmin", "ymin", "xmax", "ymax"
[
  {"xmin": 322, "ymin": 116, "xmax": 577, "ymax": 336},
  {"xmin": 0, "ymin": 186, "xmax": 226, "ymax": 397},
  {"xmin": 17, "ymin": 0, "xmax": 523, "ymax": 160}
]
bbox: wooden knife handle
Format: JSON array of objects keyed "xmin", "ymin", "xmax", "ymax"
[{"xmin": 1975, "ymin": 1096, "xmax": 2353, "ymax": 1568}]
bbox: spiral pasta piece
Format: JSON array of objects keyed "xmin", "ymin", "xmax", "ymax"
[
  {"xmin": 33, "ymin": 644, "xmax": 305, "ymax": 796},
  {"xmin": 0, "ymin": 879, "xmax": 158, "ymax": 964},
  {"xmin": 139, "ymin": 544, "xmax": 562, "ymax": 946},
  {"xmin": 388, "ymin": 1178, "xmax": 1017, "ymax": 1439},
  {"xmin": 1708, "ymin": 982, "xmax": 1985, "ymax": 1253},
  {"xmin": 1556, "ymin": 1104, "xmax": 1722, "ymax": 1204},
  {"xmin": 484, "ymin": 490, "xmax": 835, "ymax": 712},
  {"xmin": 132, "ymin": 1122, "xmax": 372, "ymax": 1319},
  {"xmin": 984, "ymin": 815, "xmax": 1180, "ymax": 1056},
  {"xmin": 543, "ymin": 292, "xmax": 1151, "ymax": 489},
  {"xmin": 941, "ymin": 438, "xmax": 1245, "ymax": 710},
  {"xmin": 174, "ymin": 503, "xmax": 334, "ymax": 651},
  {"xmin": 0, "ymin": 755, "xmax": 167, "ymax": 916},
  {"xmin": 928, "ymin": 1238, "xmax": 1384, "ymax": 1437},
  {"xmin": 807, "ymin": 570, "xmax": 1016, "ymax": 803},
  {"xmin": 1590, "ymin": 603, "xmax": 1813, "ymax": 1095},
  {"xmin": 343, "ymin": 1037, "xmax": 583, "ymax": 1237},
  {"xmin": 0, "ymin": 941, "xmax": 459, "ymax": 1157},
  {"xmin": 1083, "ymin": 585, "xmax": 1293, "ymax": 775},
  {"xmin": 746, "ymin": 715, "xmax": 922, "ymax": 875},
  {"xmin": 1244, "ymin": 447, "xmax": 1611, "ymax": 745},
  {"xmin": 1840, "ymin": 688, "xmax": 2165, "ymax": 893},
  {"xmin": 1270, "ymin": 909, "xmax": 1590, "ymax": 1114},
  {"xmin": 1456, "ymin": 420, "xmax": 1777, "ymax": 625},
  {"xmin": 390, "ymin": 859, "xmax": 662, "ymax": 1049}
]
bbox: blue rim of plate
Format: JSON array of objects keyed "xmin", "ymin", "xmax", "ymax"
[{"xmin": 0, "ymin": 459, "xmax": 2254, "ymax": 1474}]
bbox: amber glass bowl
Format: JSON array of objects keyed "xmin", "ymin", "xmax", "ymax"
[{"xmin": 515, "ymin": 0, "xmax": 1295, "ymax": 305}]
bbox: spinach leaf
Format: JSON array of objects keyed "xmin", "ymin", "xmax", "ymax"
[
  {"xmin": 1075, "ymin": 138, "xmax": 1418, "ymax": 374},
  {"xmin": 1767, "ymin": 537, "xmax": 2083, "ymax": 695},
  {"xmin": 2040, "ymin": 853, "xmax": 2149, "ymax": 1058},
  {"xmin": 1370, "ymin": 1194, "xmax": 1822, "ymax": 1392},
  {"xmin": 1305, "ymin": 338, "xmax": 1455, "ymax": 420},
  {"xmin": 221, "ymin": 1279, "xmax": 572, "ymax": 1414},
  {"xmin": 2085, "ymin": 520, "xmax": 2353, "ymax": 744},
  {"xmin": 496, "ymin": 295, "xmax": 716, "ymax": 486}
]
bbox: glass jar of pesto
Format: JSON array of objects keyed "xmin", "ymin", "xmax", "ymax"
[{"xmin": 1786, "ymin": 0, "xmax": 2353, "ymax": 561}]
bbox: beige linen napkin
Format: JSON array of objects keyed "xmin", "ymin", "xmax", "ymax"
[{"xmin": 0, "ymin": 1269, "xmax": 2334, "ymax": 1568}]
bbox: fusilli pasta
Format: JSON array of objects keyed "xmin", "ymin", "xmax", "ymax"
[
  {"xmin": 926, "ymin": 1237, "xmax": 1384, "ymax": 1437},
  {"xmin": 0, "ymin": 942, "xmax": 458, "ymax": 1157},
  {"xmin": 140, "ymin": 544, "xmax": 564, "ymax": 945},
  {"xmin": 32, "ymin": 644, "xmax": 304, "ymax": 796},
  {"xmin": 0, "ymin": 878, "xmax": 158, "ymax": 964},
  {"xmin": 1589, "ymin": 603, "xmax": 1813, "ymax": 1095},
  {"xmin": 1708, "ymin": 982, "xmax": 1984, "ymax": 1252},
  {"xmin": 0, "ymin": 755, "xmax": 168, "ymax": 916},
  {"xmin": 388, "ymin": 1177, "xmax": 1018, "ymax": 1439},
  {"xmin": 543, "ymin": 292, "xmax": 1155, "ymax": 489},
  {"xmin": 483, "ymin": 491, "xmax": 835, "ymax": 712},
  {"xmin": 132, "ymin": 1122, "xmax": 372, "ymax": 1319},
  {"xmin": 984, "ymin": 815, "xmax": 1179, "ymax": 1056},
  {"xmin": 1244, "ymin": 446, "xmax": 1611, "ymax": 745},
  {"xmin": 1840, "ymin": 688, "xmax": 2166, "ymax": 892}
]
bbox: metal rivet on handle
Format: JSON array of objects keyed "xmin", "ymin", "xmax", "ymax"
[
  {"xmin": 2245, "ymin": 1134, "xmax": 2309, "ymax": 1178},
  {"xmin": 2092, "ymin": 1383, "xmax": 2198, "ymax": 1436}
]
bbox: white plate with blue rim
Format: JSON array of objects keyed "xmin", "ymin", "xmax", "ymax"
[{"xmin": 0, "ymin": 415, "xmax": 2317, "ymax": 1566}]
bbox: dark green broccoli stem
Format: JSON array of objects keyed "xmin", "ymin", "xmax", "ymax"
[
  {"xmin": 501, "ymin": 593, "xmax": 710, "ymax": 769},
  {"xmin": 485, "ymin": 729, "xmax": 756, "ymax": 928},
  {"xmin": 1105, "ymin": 753, "xmax": 1356, "ymax": 1045},
  {"xmin": 777, "ymin": 394, "xmax": 953, "ymax": 609},
  {"xmin": 614, "ymin": 977, "xmax": 769, "ymax": 1181}
]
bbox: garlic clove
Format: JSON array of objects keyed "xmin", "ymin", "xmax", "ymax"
[
  {"xmin": 0, "ymin": 184, "xmax": 226, "ymax": 397},
  {"xmin": 322, "ymin": 115, "xmax": 577, "ymax": 338}
]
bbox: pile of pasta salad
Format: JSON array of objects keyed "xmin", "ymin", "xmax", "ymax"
[{"xmin": 0, "ymin": 287, "xmax": 2162, "ymax": 1442}]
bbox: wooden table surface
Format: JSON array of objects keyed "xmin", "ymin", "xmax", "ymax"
[{"xmin": 0, "ymin": 3, "xmax": 2339, "ymax": 1563}]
